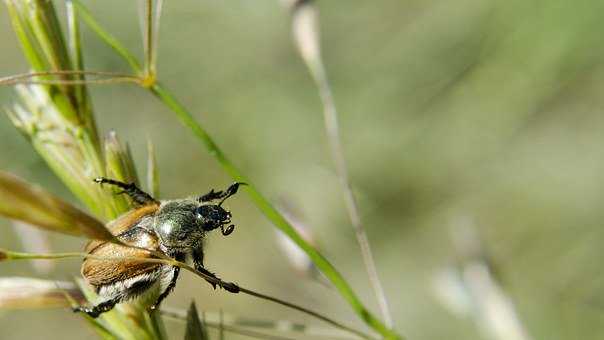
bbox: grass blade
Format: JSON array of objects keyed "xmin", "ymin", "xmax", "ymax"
[
  {"xmin": 5, "ymin": 0, "xmax": 46, "ymax": 71},
  {"xmin": 184, "ymin": 301, "xmax": 209, "ymax": 340},
  {"xmin": 104, "ymin": 131, "xmax": 139, "ymax": 213}
]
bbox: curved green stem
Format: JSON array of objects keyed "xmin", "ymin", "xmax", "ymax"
[{"xmin": 149, "ymin": 84, "xmax": 400, "ymax": 340}]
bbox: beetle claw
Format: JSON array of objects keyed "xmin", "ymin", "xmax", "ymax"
[{"xmin": 221, "ymin": 224, "xmax": 235, "ymax": 236}]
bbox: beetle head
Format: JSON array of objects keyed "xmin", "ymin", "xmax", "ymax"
[{"xmin": 196, "ymin": 204, "xmax": 235, "ymax": 236}]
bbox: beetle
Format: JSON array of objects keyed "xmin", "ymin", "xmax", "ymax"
[{"xmin": 72, "ymin": 177, "xmax": 243, "ymax": 318}]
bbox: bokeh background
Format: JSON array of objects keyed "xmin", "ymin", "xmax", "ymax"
[{"xmin": 2, "ymin": 0, "xmax": 604, "ymax": 339}]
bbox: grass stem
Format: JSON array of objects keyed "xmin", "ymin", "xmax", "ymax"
[
  {"xmin": 289, "ymin": 1, "xmax": 394, "ymax": 328},
  {"xmin": 149, "ymin": 83, "xmax": 399, "ymax": 339},
  {"xmin": 0, "ymin": 70, "xmax": 141, "ymax": 86},
  {"xmin": 0, "ymin": 248, "xmax": 373, "ymax": 340}
]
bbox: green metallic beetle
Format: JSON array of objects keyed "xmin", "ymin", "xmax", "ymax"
[{"xmin": 73, "ymin": 178, "xmax": 242, "ymax": 318}]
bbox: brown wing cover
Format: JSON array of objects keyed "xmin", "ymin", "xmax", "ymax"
[
  {"xmin": 82, "ymin": 204, "xmax": 163, "ymax": 287},
  {"xmin": 107, "ymin": 204, "xmax": 161, "ymax": 235}
]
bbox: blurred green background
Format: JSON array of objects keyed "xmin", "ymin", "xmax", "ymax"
[{"xmin": 2, "ymin": 0, "xmax": 604, "ymax": 339}]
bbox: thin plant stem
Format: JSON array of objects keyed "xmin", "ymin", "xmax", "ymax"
[
  {"xmin": 311, "ymin": 45, "xmax": 393, "ymax": 331},
  {"xmin": 162, "ymin": 309, "xmax": 310, "ymax": 340},
  {"xmin": 238, "ymin": 286, "xmax": 371, "ymax": 340},
  {"xmin": 2, "ymin": 78, "xmax": 140, "ymax": 85},
  {"xmin": 151, "ymin": 0, "xmax": 162, "ymax": 77},
  {"xmin": 289, "ymin": 2, "xmax": 393, "ymax": 327},
  {"xmin": 0, "ymin": 70, "xmax": 141, "ymax": 86},
  {"xmin": 139, "ymin": 0, "xmax": 161, "ymax": 86},
  {"xmin": 160, "ymin": 306, "xmax": 356, "ymax": 340},
  {"xmin": 143, "ymin": 0, "xmax": 153, "ymax": 78},
  {"xmin": 0, "ymin": 248, "xmax": 373, "ymax": 340}
]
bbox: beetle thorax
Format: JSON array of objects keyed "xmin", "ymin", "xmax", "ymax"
[{"xmin": 154, "ymin": 200, "xmax": 205, "ymax": 251}]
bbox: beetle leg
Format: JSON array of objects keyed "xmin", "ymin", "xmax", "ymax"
[
  {"xmin": 218, "ymin": 182, "xmax": 245, "ymax": 206},
  {"xmin": 73, "ymin": 298, "xmax": 119, "ymax": 318},
  {"xmin": 198, "ymin": 188, "xmax": 223, "ymax": 202},
  {"xmin": 192, "ymin": 249, "xmax": 219, "ymax": 289},
  {"xmin": 192, "ymin": 250, "xmax": 240, "ymax": 293},
  {"xmin": 198, "ymin": 267, "xmax": 219, "ymax": 290},
  {"xmin": 198, "ymin": 182, "xmax": 246, "ymax": 203},
  {"xmin": 94, "ymin": 177, "xmax": 158, "ymax": 205}
]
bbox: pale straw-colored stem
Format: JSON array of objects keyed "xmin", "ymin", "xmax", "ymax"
[
  {"xmin": 290, "ymin": 1, "xmax": 393, "ymax": 327},
  {"xmin": 0, "ymin": 70, "xmax": 141, "ymax": 86}
]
